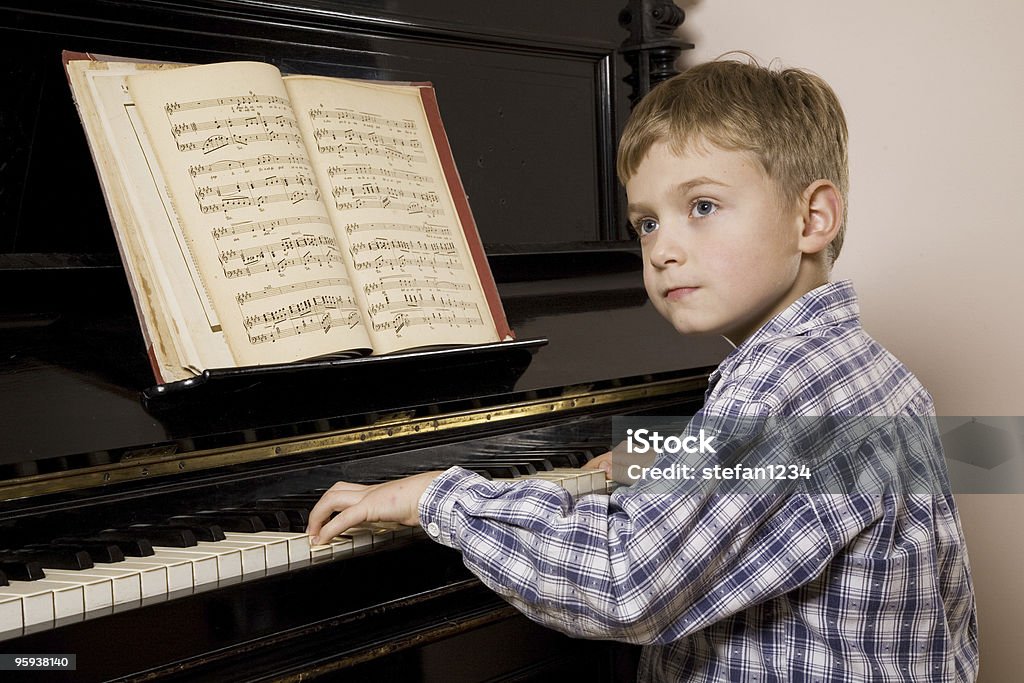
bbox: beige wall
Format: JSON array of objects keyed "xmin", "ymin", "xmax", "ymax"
[{"xmin": 672, "ymin": 1, "xmax": 1024, "ymax": 679}]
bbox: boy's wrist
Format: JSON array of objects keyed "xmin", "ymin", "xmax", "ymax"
[{"xmin": 417, "ymin": 466, "xmax": 482, "ymax": 547}]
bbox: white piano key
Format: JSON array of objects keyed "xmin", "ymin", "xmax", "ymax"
[
  {"xmin": 551, "ymin": 469, "xmax": 592, "ymax": 494},
  {"xmin": 222, "ymin": 532, "xmax": 305, "ymax": 565},
  {"xmin": 531, "ymin": 471, "xmax": 579, "ymax": 496},
  {"xmin": 0, "ymin": 593, "xmax": 24, "ymax": 633},
  {"xmin": 573, "ymin": 468, "xmax": 607, "ymax": 494},
  {"xmin": 328, "ymin": 535, "xmax": 354, "ymax": 558},
  {"xmin": 197, "ymin": 540, "xmax": 265, "ymax": 574},
  {"xmin": 122, "ymin": 553, "xmax": 194, "ymax": 592},
  {"xmin": 220, "ymin": 534, "xmax": 290, "ymax": 569},
  {"xmin": 0, "ymin": 581, "xmax": 63, "ymax": 625},
  {"xmin": 149, "ymin": 549, "xmax": 219, "ymax": 586},
  {"xmin": 309, "ymin": 543, "xmax": 334, "ymax": 562},
  {"xmin": 171, "ymin": 545, "xmax": 242, "ymax": 580},
  {"xmin": 42, "ymin": 566, "xmax": 141, "ymax": 605},
  {"xmin": 341, "ymin": 527, "xmax": 374, "ymax": 552},
  {"xmin": 373, "ymin": 522, "xmax": 413, "ymax": 539},
  {"xmin": 102, "ymin": 562, "xmax": 168, "ymax": 599},
  {"xmin": 368, "ymin": 527, "xmax": 394, "ymax": 547},
  {"xmin": 22, "ymin": 580, "xmax": 83, "ymax": 620},
  {"xmin": 32, "ymin": 571, "xmax": 113, "ymax": 611}
]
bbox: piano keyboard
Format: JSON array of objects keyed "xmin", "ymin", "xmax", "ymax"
[{"xmin": 0, "ymin": 451, "xmax": 609, "ymax": 640}]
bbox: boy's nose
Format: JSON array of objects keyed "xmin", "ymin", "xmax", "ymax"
[{"xmin": 647, "ymin": 228, "xmax": 687, "ymax": 268}]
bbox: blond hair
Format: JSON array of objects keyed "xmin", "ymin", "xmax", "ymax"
[{"xmin": 618, "ymin": 55, "xmax": 849, "ymax": 264}]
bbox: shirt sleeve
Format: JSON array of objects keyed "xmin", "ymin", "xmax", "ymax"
[{"xmin": 417, "ymin": 403, "xmax": 851, "ymax": 644}]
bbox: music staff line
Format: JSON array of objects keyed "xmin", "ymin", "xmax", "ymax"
[
  {"xmin": 223, "ymin": 250, "xmax": 342, "ymax": 279},
  {"xmin": 165, "ymin": 92, "xmax": 290, "ymax": 115},
  {"xmin": 353, "ymin": 253, "xmax": 465, "ymax": 274},
  {"xmin": 200, "ymin": 187, "xmax": 321, "ymax": 215},
  {"xmin": 372, "ymin": 310, "xmax": 484, "ymax": 335},
  {"xmin": 327, "ymin": 165, "xmax": 431, "ymax": 184},
  {"xmin": 315, "ymin": 142, "xmax": 426, "ymax": 165},
  {"xmin": 235, "ymin": 277, "xmax": 351, "ymax": 306},
  {"xmin": 333, "ymin": 183, "xmax": 439, "ymax": 205},
  {"xmin": 243, "ymin": 294, "xmax": 358, "ymax": 330},
  {"xmin": 343, "ymin": 221, "xmax": 451, "ymax": 237},
  {"xmin": 219, "ymin": 233, "xmax": 339, "ymax": 267},
  {"xmin": 212, "ymin": 215, "xmax": 327, "ymax": 239},
  {"xmin": 171, "ymin": 113, "xmax": 297, "ymax": 139},
  {"xmin": 308, "ymin": 106, "xmax": 416, "ymax": 131},
  {"xmin": 190, "ymin": 154, "xmax": 308, "ymax": 178},
  {"xmin": 248, "ymin": 308, "xmax": 363, "ymax": 345},
  {"xmin": 178, "ymin": 131, "xmax": 303, "ymax": 155},
  {"xmin": 195, "ymin": 173, "xmax": 317, "ymax": 201},
  {"xmin": 366, "ymin": 296, "xmax": 480, "ymax": 317},
  {"xmin": 336, "ymin": 197, "xmax": 443, "ymax": 217},
  {"xmin": 313, "ymin": 128, "xmax": 421, "ymax": 150},
  {"xmin": 363, "ymin": 277, "xmax": 472, "ymax": 297},
  {"xmin": 349, "ymin": 237, "xmax": 456, "ymax": 257}
]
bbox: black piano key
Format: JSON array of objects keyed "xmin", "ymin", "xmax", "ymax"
[
  {"xmin": 30, "ymin": 541, "xmax": 125, "ymax": 563},
  {"xmin": 0, "ymin": 559, "xmax": 46, "ymax": 581},
  {"xmin": 0, "ymin": 568, "xmax": 6, "ymax": 586},
  {"xmin": 461, "ymin": 461, "xmax": 537, "ymax": 476},
  {"xmin": 462, "ymin": 464, "xmax": 520, "ymax": 479},
  {"xmin": 252, "ymin": 503, "xmax": 310, "ymax": 533},
  {"xmin": 505, "ymin": 450, "xmax": 583, "ymax": 468},
  {"xmin": 221, "ymin": 509, "xmax": 291, "ymax": 532},
  {"xmin": 122, "ymin": 524, "xmax": 208, "ymax": 546},
  {"xmin": 462, "ymin": 458, "xmax": 553, "ymax": 472},
  {"xmin": 170, "ymin": 513, "xmax": 266, "ymax": 533},
  {"xmin": 60, "ymin": 535, "xmax": 155, "ymax": 557},
  {"xmin": 1, "ymin": 547, "xmax": 93, "ymax": 570},
  {"xmin": 157, "ymin": 522, "xmax": 227, "ymax": 542}
]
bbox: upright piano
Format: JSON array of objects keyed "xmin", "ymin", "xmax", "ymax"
[{"xmin": 0, "ymin": 1, "xmax": 729, "ymax": 679}]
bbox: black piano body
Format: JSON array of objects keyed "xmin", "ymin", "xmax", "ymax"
[{"xmin": 0, "ymin": 1, "xmax": 729, "ymax": 679}]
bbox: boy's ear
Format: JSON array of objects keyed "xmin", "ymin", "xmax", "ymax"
[{"xmin": 797, "ymin": 180, "xmax": 843, "ymax": 255}]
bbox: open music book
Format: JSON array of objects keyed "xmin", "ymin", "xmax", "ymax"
[{"xmin": 64, "ymin": 54, "xmax": 512, "ymax": 383}]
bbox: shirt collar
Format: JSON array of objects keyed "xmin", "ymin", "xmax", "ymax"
[{"xmin": 705, "ymin": 280, "xmax": 860, "ymax": 395}]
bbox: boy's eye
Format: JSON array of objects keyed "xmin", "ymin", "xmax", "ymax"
[
  {"xmin": 635, "ymin": 218, "xmax": 659, "ymax": 235},
  {"xmin": 690, "ymin": 199, "xmax": 718, "ymax": 218}
]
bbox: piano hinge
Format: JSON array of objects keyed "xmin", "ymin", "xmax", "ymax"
[{"xmin": 121, "ymin": 444, "xmax": 179, "ymax": 461}]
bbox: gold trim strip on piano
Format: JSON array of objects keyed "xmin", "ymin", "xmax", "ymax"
[{"xmin": 1, "ymin": 375, "xmax": 707, "ymax": 500}]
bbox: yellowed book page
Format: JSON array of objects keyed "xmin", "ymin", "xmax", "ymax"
[
  {"xmin": 283, "ymin": 76, "xmax": 498, "ymax": 354},
  {"xmin": 69, "ymin": 59, "xmax": 235, "ymax": 381},
  {"xmin": 126, "ymin": 62, "xmax": 371, "ymax": 366}
]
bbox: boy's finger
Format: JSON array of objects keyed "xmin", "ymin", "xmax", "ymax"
[
  {"xmin": 313, "ymin": 503, "xmax": 369, "ymax": 545},
  {"xmin": 307, "ymin": 488, "xmax": 364, "ymax": 540}
]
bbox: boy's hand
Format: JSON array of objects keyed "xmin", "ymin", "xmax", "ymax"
[
  {"xmin": 581, "ymin": 440, "xmax": 653, "ymax": 485},
  {"xmin": 306, "ymin": 471, "xmax": 443, "ymax": 545},
  {"xmin": 582, "ymin": 451, "xmax": 614, "ymax": 478}
]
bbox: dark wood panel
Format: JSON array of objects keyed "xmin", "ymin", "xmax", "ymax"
[{"xmin": 0, "ymin": 0, "xmax": 631, "ymax": 254}]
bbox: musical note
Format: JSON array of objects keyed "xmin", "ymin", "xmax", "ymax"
[
  {"xmin": 211, "ymin": 214, "xmax": 326, "ymax": 239},
  {"xmin": 190, "ymin": 154, "xmax": 308, "ymax": 178},
  {"xmin": 234, "ymin": 277, "xmax": 351, "ymax": 305},
  {"xmin": 164, "ymin": 92, "xmax": 289, "ymax": 115}
]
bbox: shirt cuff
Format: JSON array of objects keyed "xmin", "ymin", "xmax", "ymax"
[{"xmin": 418, "ymin": 466, "xmax": 488, "ymax": 548}]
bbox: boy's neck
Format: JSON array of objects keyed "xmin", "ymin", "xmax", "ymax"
[{"xmin": 725, "ymin": 258, "xmax": 831, "ymax": 347}]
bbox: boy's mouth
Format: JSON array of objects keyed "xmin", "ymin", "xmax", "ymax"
[{"xmin": 664, "ymin": 286, "xmax": 699, "ymax": 301}]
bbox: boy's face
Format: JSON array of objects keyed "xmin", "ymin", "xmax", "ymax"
[{"xmin": 626, "ymin": 140, "xmax": 807, "ymax": 345}]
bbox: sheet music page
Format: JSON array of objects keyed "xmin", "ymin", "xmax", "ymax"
[
  {"xmin": 69, "ymin": 60, "xmax": 236, "ymax": 378},
  {"xmin": 126, "ymin": 62, "xmax": 372, "ymax": 366},
  {"xmin": 284, "ymin": 76, "xmax": 499, "ymax": 354}
]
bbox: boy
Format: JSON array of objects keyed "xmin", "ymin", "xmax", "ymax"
[{"xmin": 307, "ymin": 58, "xmax": 978, "ymax": 681}]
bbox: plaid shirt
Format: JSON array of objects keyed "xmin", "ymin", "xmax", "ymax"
[{"xmin": 419, "ymin": 280, "xmax": 978, "ymax": 682}]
